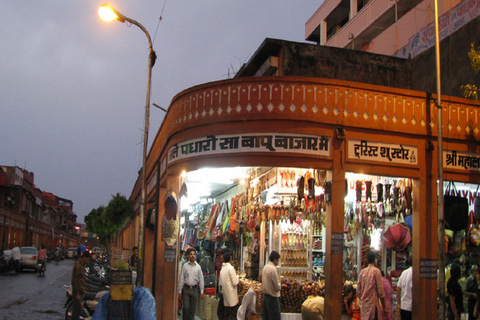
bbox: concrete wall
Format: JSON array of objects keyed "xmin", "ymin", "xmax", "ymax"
[
  {"xmin": 411, "ymin": 16, "xmax": 480, "ymax": 98},
  {"xmin": 240, "ymin": 13, "xmax": 480, "ymax": 101}
]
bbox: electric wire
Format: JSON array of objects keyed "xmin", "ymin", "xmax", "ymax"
[{"xmin": 152, "ymin": 0, "xmax": 167, "ymax": 45}]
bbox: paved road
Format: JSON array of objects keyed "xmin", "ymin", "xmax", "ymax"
[{"xmin": 0, "ymin": 258, "xmax": 74, "ymax": 320}]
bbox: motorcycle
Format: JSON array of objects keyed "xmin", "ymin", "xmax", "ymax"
[
  {"xmin": 63, "ymin": 284, "xmax": 109, "ymax": 320},
  {"xmin": 37, "ymin": 259, "xmax": 46, "ymax": 276}
]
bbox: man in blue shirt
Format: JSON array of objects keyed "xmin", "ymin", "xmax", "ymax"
[{"xmin": 178, "ymin": 248, "xmax": 204, "ymax": 320}]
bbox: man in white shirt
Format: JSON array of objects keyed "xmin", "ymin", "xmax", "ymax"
[
  {"xmin": 219, "ymin": 251, "xmax": 240, "ymax": 320},
  {"xmin": 178, "ymin": 248, "xmax": 204, "ymax": 320},
  {"xmin": 396, "ymin": 266, "xmax": 413, "ymax": 320},
  {"xmin": 262, "ymin": 251, "xmax": 281, "ymax": 320}
]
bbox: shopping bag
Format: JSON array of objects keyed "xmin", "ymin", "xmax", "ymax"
[{"xmin": 444, "ymin": 182, "xmax": 469, "ymax": 231}]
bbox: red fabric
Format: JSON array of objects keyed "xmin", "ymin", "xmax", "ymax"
[
  {"xmin": 383, "ymin": 224, "xmax": 411, "ymax": 251},
  {"xmin": 38, "ymin": 249, "xmax": 47, "ymax": 260}
]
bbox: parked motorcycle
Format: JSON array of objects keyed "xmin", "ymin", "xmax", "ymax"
[
  {"xmin": 37, "ymin": 260, "xmax": 46, "ymax": 276},
  {"xmin": 63, "ymin": 284, "xmax": 109, "ymax": 320},
  {"xmin": 46, "ymin": 249, "xmax": 55, "ymax": 262}
]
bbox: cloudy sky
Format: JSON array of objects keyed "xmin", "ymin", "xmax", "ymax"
[{"xmin": 0, "ymin": 1, "xmax": 322, "ymax": 223}]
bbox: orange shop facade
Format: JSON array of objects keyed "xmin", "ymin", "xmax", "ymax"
[{"xmin": 134, "ymin": 76, "xmax": 480, "ymax": 320}]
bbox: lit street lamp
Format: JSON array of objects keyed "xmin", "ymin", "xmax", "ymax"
[{"xmin": 99, "ymin": 4, "xmax": 157, "ymax": 286}]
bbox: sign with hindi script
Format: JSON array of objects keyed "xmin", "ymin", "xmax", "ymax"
[
  {"xmin": 445, "ymin": 150, "xmax": 480, "ymax": 171},
  {"xmin": 347, "ymin": 140, "xmax": 417, "ymax": 165},
  {"xmin": 168, "ymin": 133, "xmax": 331, "ymax": 163}
]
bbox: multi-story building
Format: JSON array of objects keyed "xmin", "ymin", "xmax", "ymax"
[
  {"xmin": 0, "ymin": 165, "xmax": 80, "ymax": 250},
  {"xmin": 305, "ymin": 0, "xmax": 473, "ymax": 57},
  {"xmin": 305, "ymin": 0, "xmax": 480, "ymax": 98}
]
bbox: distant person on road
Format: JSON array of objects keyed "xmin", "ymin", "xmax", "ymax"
[
  {"xmin": 55, "ymin": 246, "xmax": 61, "ymax": 264},
  {"xmin": 71, "ymin": 251, "xmax": 91, "ymax": 320},
  {"xmin": 38, "ymin": 244, "xmax": 47, "ymax": 271}
]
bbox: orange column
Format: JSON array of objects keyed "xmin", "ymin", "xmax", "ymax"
[
  {"xmin": 412, "ymin": 147, "xmax": 438, "ymax": 319},
  {"xmin": 324, "ymin": 137, "xmax": 345, "ymax": 319}
]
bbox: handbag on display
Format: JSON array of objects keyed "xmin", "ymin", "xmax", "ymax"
[
  {"xmin": 444, "ymin": 182, "xmax": 469, "ymax": 231},
  {"xmin": 470, "ymin": 222, "xmax": 480, "ymax": 246}
]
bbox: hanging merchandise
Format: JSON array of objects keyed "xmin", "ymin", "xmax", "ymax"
[
  {"xmin": 324, "ymin": 181, "xmax": 332, "ymax": 204},
  {"xmin": 197, "ymin": 227, "xmax": 206, "ymax": 240},
  {"xmin": 222, "ymin": 200, "xmax": 232, "ymax": 234},
  {"xmin": 444, "ymin": 182, "xmax": 469, "ymax": 231},
  {"xmin": 365, "ymin": 181, "xmax": 372, "ymax": 201},
  {"xmin": 205, "ymin": 204, "xmax": 219, "ymax": 240},
  {"xmin": 227, "ymin": 197, "xmax": 238, "ymax": 234},
  {"xmin": 404, "ymin": 214, "xmax": 413, "ymax": 236},
  {"xmin": 404, "ymin": 179, "xmax": 413, "ymax": 215},
  {"xmin": 470, "ymin": 222, "xmax": 480, "ymax": 246},
  {"xmin": 356, "ymin": 180, "xmax": 363, "ymax": 202},
  {"xmin": 308, "ymin": 178, "xmax": 316, "ymax": 199},
  {"xmin": 376, "ymin": 183, "xmax": 383, "ymax": 202},
  {"xmin": 384, "ymin": 183, "xmax": 393, "ymax": 216},
  {"xmin": 474, "ymin": 185, "xmax": 480, "ymax": 220},
  {"xmin": 212, "ymin": 201, "xmax": 229, "ymax": 240},
  {"xmin": 383, "ymin": 223, "xmax": 411, "ymax": 251},
  {"xmin": 297, "ymin": 175, "xmax": 305, "ymax": 200}
]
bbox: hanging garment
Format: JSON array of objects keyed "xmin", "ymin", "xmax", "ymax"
[
  {"xmin": 377, "ymin": 183, "xmax": 384, "ymax": 203},
  {"xmin": 308, "ymin": 178, "xmax": 315, "ymax": 199},
  {"xmin": 356, "ymin": 180, "xmax": 363, "ymax": 202},
  {"xmin": 365, "ymin": 181, "xmax": 373, "ymax": 201},
  {"xmin": 298, "ymin": 176, "xmax": 305, "ymax": 200}
]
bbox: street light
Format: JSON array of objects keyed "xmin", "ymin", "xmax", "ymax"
[{"xmin": 99, "ymin": 4, "xmax": 157, "ymax": 286}]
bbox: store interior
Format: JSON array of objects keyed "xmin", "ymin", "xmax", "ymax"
[{"xmin": 177, "ymin": 165, "xmax": 480, "ymax": 316}]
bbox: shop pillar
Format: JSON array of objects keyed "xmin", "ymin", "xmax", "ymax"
[
  {"xmin": 412, "ymin": 149, "xmax": 438, "ymax": 319},
  {"xmin": 324, "ymin": 137, "xmax": 345, "ymax": 319}
]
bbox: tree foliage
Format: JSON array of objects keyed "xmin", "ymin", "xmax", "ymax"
[
  {"xmin": 461, "ymin": 42, "xmax": 480, "ymax": 100},
  {"xmin": 85, "ymin": 193, "xmax": 135, "ymax": 248}
]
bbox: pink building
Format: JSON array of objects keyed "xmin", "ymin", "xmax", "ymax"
[{"xmin": 305, "ymin": 0, "xmax": 479, "ymax": 58}]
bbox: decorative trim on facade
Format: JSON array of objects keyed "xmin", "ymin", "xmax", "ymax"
[{"xmin": 153, "ymin": 77, "xmax": 480, "ymax": 165}]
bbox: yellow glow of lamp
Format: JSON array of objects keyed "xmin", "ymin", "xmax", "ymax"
[{"xmin": 99, "ymin": 4, "xmax": 126, "ymax": 23}]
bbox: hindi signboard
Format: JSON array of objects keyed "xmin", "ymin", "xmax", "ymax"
[
  {"xmin": 348, "ymin": 140, "xmax": 417, "ymax": 165},
  {"xmin": 445, "ymin": 150, "xmax": 480, "ymax": 171},
  {"xmin": 168, "ymin": 133, "xmax": 331, "ymax": 163}
]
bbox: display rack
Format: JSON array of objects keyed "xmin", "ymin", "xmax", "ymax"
[{"xmin": 270, "ymin": 219, "xmax": 313, "ymax": 281}]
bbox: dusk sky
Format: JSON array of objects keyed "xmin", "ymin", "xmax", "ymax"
[{"xmin": 0, "ymin": 1, "xmax": 322, "ymax": 223}]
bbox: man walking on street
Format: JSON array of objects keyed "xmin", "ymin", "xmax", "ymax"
[
  {"xmin": 357, "ymin": 251, "xmax": 387, "ymax": 320},
  {"xmin": 71, "ymin": 251, "xmax": 91, "ymax": 320},
  {"xmin": 178, "ymin": 248, "xmax": 204, "ymax": 320},
  {"xmin": 262, "ymin": 251, "xmax": 282, "ymax": 320}
]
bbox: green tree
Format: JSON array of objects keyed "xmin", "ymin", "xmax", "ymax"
[
  {"xmin": 461, "ymin": 42, "xmax": 480, "ymax": 100},
  {"xmin": 85, "ymin": 193, "xmax": 135, "ymax": 253}
]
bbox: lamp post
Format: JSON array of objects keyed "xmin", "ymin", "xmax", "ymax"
[
  {"xmin": 99, "ymin": 4, "xmax": 156, "ymax": 286},
  {"xmin": 433, "ymin": 0, "xmax": 445, "ymax": 318}
]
